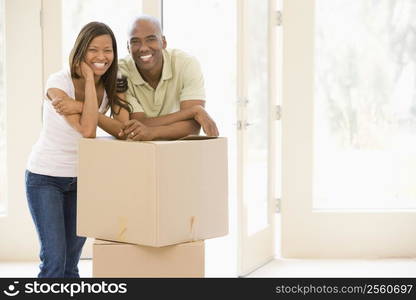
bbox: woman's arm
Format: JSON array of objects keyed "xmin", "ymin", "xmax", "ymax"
[
  {"xmin": 98, "ymin": 103, "xmax": 130, "ymax": 139},
  {"xmin": 49, "ymin": 92, "xmax": 129, "ymax": 139},
  {"xmin": 47, "ymin": 63, "xmax": 98, "ymax": 138},
  {"xmin": 78, "ymin": 63, "xmax": 99, "ymax": 137}
]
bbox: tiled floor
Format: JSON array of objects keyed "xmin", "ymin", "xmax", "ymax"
[{"xmin": 0, "ymin": 258, "xmax": 415, "ymax": 278}]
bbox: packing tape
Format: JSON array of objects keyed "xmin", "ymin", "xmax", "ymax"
[
  {"xmin": 190, "ymin": 216, "xmax": 197, "ymax": 241},
  {"xmin": 117, "ymin": 216, "xmax": 127, "ymax": 242}
]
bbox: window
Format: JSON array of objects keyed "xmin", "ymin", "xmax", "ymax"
[
  {"xmin": 314, "ymin": 0, "xmax": 416, "ymax": 209},
  {"xmin": 162, "ymin": 0, "xmax": 236, "ymax": 137}
]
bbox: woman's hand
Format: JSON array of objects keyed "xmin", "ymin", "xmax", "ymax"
[
  {"xmin": 52, "ymin": 97, "xmax": 83, "ymax": 115},
  {"xmin": 79, "ymin": 61, "xmax": 94, "ymax": 81},
  {"xmin": 120, "ymin": 119, "xmax": 156, "ymax": 141}
]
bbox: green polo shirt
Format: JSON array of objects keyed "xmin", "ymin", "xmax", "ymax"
[{"xmin": 118, "ymin": 49, "xmax": 206, "ymax": 117}]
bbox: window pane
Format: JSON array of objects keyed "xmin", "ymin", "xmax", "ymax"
[
  {"xmin": 0, "ymin": 0, "xmax": 6, "ymax": 215},
  {"xmin": 162, "ymin": 1, "xmax": 236, "ymax": 176},
  {"xmin": 314, "ymin": 0, "xmax": 416, "ymax": 209},
  {"xmin": 162, "ymin": 0, "xmax": 236, "ymax": 137},
  {"xmin": 61, "ymin": 0, "xmax": 143, "ymax": 68}
]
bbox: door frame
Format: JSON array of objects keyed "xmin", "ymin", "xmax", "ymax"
[{"xmin": 237, "ymin": 0, "xmax": 277, "ymax": 276}]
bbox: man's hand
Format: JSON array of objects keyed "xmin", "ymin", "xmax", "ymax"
[
  {"xmin": 121, "ymin": 119, "xmax": 156, "ymax": 141},
  {"xmin": 192, "ymin": 105, "xmax": 219, "ymax": 137},
  {"xmin": 116, "ymin": 74, "xmax": 128, "ymax": 93},
  {"xmin": 52, "ymin": 98, "xmax": 83, "ymax": 115}
]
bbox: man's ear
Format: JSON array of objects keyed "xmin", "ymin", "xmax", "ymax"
[
  {"xmin": 162, "ymin": 36, "xmax": 167, "ymax": 49},
  {"xmin": 127, "ymin": 41, "xmax": 131, "ymax": 53}
]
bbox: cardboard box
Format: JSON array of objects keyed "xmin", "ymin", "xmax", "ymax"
[
  {"xmin": 77, "ymin": 137, "xmax": 228, "ymax": 247},
  {"xmin": 93, "ymin": 239, "xmax": 204, "ymax": 278}
]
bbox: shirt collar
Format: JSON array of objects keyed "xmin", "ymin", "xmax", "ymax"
[{"xmin": 161, "ymin": 49, "xmax": 172, "ymax": 81}]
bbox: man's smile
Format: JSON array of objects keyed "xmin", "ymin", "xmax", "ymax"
[{"xmin": 140, "ymin": 54, "xmax": 153, "ymax": 62}]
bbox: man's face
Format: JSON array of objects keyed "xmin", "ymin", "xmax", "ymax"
[{"xmin": 128, "ymin": 20, "xmax": 166, "ymax": 73}]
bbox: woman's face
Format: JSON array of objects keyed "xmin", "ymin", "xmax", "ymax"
[{"xmin": 84, "ymin": 34, "xmax": 114, "ymax": 77}]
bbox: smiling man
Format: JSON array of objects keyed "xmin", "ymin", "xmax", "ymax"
[{"xmin": 118, "ymin": 15, "xmax": 219, "ymax": 141}]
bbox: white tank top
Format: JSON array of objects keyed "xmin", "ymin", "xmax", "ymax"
[{"xmin": 27, "ymin": 69, "xmax": 108, "ymax": 177}]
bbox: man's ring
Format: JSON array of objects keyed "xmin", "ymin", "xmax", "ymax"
[{"xmin": 130, "ymin": 131, "xmax": 135, "ymax": 137}]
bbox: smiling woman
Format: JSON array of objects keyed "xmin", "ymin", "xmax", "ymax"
[{"xmin": 25, "ymin": 22, "xmax": 131, "ymax": 278}]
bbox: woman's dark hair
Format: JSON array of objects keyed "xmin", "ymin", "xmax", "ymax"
[{"xmin": 69, "ymin": 21, "xmax": 131, "ymax": 116}]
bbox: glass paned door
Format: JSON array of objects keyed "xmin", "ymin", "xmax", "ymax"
[
  {"xmin": 244, "ymin": 0, "xmax": 270, "ymax": 236},
  {"xmin": 237, "ymin": 0, "xmax": 276, "ymax": 275}
]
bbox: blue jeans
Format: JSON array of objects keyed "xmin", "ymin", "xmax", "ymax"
[{"xmin": 25, "ymin": 170, "xmax": 86, "ymax": 278}]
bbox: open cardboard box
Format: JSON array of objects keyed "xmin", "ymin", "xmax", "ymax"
[{"xmin": 77, "ymin": 136, "xmax": 228, "ymax": 247}]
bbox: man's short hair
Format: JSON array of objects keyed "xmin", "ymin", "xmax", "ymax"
[{"xmin": 127, "ymin": 15, "xmax": 163, "ymax": 37}]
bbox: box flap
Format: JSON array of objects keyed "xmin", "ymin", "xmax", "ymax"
[
  {"xmin": 94, "ymin": 239, "xmax": 119, "ymax": 245},
  {"xmin": 141, "ymin": 135, "xmax": 220, "ymax": 145},
  {"xmin": 178, "ymin": 135, "xmax": 218, "ymax": 141},
  {"xmin": 94, "ymin": 239, "xmax": 140, "ymax": 246}
]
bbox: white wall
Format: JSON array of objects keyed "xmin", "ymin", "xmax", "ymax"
[{"xmin": 0, "ymin": 0, "xmax": 43, "ymax": 261}]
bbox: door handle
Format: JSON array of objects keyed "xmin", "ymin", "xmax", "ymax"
[
  {"xmin": 237, "ymin": 97, "xmax": 249, "ymax": 106},
  {"xmin": 236, "ymin": 121, "xmax": 254, "ymax": 130}
]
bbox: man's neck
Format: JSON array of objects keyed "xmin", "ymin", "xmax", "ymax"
[{"xmin": 137, "ymin": 60, "xmax": 164, "ymax": 89}]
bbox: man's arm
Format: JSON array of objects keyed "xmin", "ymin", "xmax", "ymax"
[
  {"xmin": 125, "ymin": 100, "xmax": 218, "ymax": 140},
  {"xmin": 124, "ymin": 119, "xmax": 200, "ymax": 141},
  {"xmin": 131, "ymin": 100, "xmax": 203, "ymax": 126}
]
